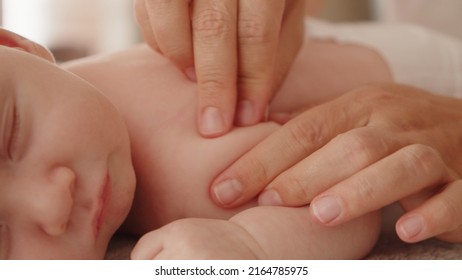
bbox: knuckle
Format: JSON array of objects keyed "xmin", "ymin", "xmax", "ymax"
[
  {"xmin": 350, "ymin": 85, "xmax": 387, "ymax": 97},
  {"xmin": 158, "ymin": 40, "xmax": 187, "ymax": 59},
  {"xmin": 346, "ymin": 85, "xmax": 395, "ymax": 106},
  {"xmin": 334, "ymin": 130, "xmax": 378, "ymax": 169},
  {"xmin": 147, "ymin": 0, "xmax": 170, "ymax": 11},
  {"xmin": 402, "ymin": 144, "xmax": 444, "ymax": 181},
  {"xmin": 243, "ymin": 157, "xmax": 271, "ymax": 190},
  {"xmin": 164, "ymin": 49, "xmax": 192, "ymax": 68},
  {"xmin": 345, "ymin": 85, "xmax": 378, "ymax": 99},
  {"xmin": 287, "ymin": 176, "xmax": 315, "ymax": 203},
  {"xmin": 286, "ymin": 119, "xmax": 324, "ymax": 155},
  {"xmin": 238, "ymin": 17, "xmax": 272, "ymax": 45},
  {"xmin": 197, "ymin": 70, "xmax": 231, "ymax": 96},
  {"xmin": 436, "ymin": 196, "xmax": 459, "ymax": 226},
  {"xmin": 274, "ymin": 174, "xmax": 314, "ymax": 204},
  {"xmin": 248, "ymin": 159, "xmax": 271, "ymax": 188},
  {"xmin": 355, "ymin": 175, "xmax": 378, "ymax": 202},
  {"xmin": 193, "ymin": 8, "xmax": 232, "ymax": 40},
  {"xmin": 237, "ymin": 72, "xmax": 271, "ymax": 95},
  {"xmin": 427, "ymin": 195, "xmax": 460, "ymax": 239}
]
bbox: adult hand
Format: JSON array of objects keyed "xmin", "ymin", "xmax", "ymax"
[
  {"xmin": 210, "ymin": 83, "xmax": 462, "ymax": 243},
  {"xmin": 134, "ymin": 0, "xmax": 306, "ymax": 137}
]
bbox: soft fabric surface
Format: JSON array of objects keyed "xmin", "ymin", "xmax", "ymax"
[
  {"xmin": 104, "ymin": 232, "xmax": 462, "ymax": 260},
  {"xmin": 367, "ymin": 233, "xmax": 462, "ymax": 260}
]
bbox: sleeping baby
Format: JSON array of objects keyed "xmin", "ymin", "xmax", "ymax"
[{"xmin": 1, "ymin": 16, "xmax": 460, "ymax": 259}]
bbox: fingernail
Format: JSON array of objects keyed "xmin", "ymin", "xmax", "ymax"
[
  {"xmin": 185, "ymin": 67, "xmax": 197, "ymax": 82},
  {"xmin": 312, "ymin": 196, "xmax": 342, "ymax": 224},
  {"xmin": 399, "ymin": 215, "xmax": 424, "ymax": 239},
  {"xmin": 236, "ymin": 100, "xmax": 256, "ymax": 126},
  {"xmin": 258, "ymin": 189, "xmax": 283, "ymax": 206},
  {"xmin": 201, "ymin": 106, "xmax": 226, "ymax": 136},
  {"xmin": 213, "ymin": 179, "xmax": 243, "ymax": 206}
]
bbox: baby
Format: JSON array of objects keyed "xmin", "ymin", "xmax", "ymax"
[
  {"xmin": 2, "ymin": 17, "xmax": 460, "ymax": 259},
  {"xmin": 0, "ymin": 24, "xmax": 387, "ymax": 259}
]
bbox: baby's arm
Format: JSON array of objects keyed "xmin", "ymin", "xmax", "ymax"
[
  {"xmin": 229, "ymin": 206, "xmax": 380, "ymax": 259},
  {"xmin": 131, "ymin": 206, "xmax": 381, "ymax": 259}
]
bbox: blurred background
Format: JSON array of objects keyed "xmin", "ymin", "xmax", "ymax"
[{"xmin": 1, "ymin": 0, "xmax": 461, "ymax": 62}]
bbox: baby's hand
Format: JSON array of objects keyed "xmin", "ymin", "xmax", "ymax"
[{"xmin": 131, "ymin": 218, "xmax": 266, "ymax": 259}]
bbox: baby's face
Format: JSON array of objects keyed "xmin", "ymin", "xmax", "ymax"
[{"xmin": 0, "ymin": 46, "xmax": 136, "ymax": 259}]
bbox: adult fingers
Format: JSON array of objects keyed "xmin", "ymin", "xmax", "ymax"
[
  {"xmin": 258, "ymin": 127, "xmax": 402, "ymax": 206},
  {"xmin": 234, "ymin": 0, "xmax": 285, "ymax": 126},
  {"xmin": 134, "ymin": 0, "xmax": 159, "ymax": 52},
  {"xmin": 271, "ymin": 0, "xmax": 305, "ymax": 98},
  {"xmin": 142, "ymin": 0, "xmax": 194, "ymax": 71},
  {"xmin": 191, "ymin": 0, "xmax": 238, "ymax": 137},
  {"xmin": 309, "ymin": 144, "xmax": 452, "ymax": 226},
  {"xmin": 396, "ymin": 180, "xmax": 462, "ymax": 243},
  {"xmin": 211, "ymin": 95, "xmax": 369, "ymax": 208}
]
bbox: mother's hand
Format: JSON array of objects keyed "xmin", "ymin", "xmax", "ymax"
[
  {"xmin": 134, "ymin": 0, "xmax": 305, "ymax": 137},
  {"xmin": 211, "ymin": 83, "xmax": 462, "ymax": 243}
]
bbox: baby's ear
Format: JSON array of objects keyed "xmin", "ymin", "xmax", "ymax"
[{"xmin": 0, "ymin": 28, "xmax": 55, "ymax": 63}]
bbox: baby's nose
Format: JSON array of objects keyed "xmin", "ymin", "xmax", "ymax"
[{"xmin": 34, "ymin": 166, "xmax": 76, "ymax": 236}]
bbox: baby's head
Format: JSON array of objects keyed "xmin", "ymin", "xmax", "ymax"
[{"xmin": 0, "ymin": 28, "xmax": 136, "ymax": 259}]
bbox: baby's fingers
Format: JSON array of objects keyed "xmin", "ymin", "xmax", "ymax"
[
  {"xmin": 130, "ymin": 230, "xmax": 164, "ymax": 260},
  {"xmin": 397, "ymin": 180, "xmax": 462, "ymax": 243}
]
